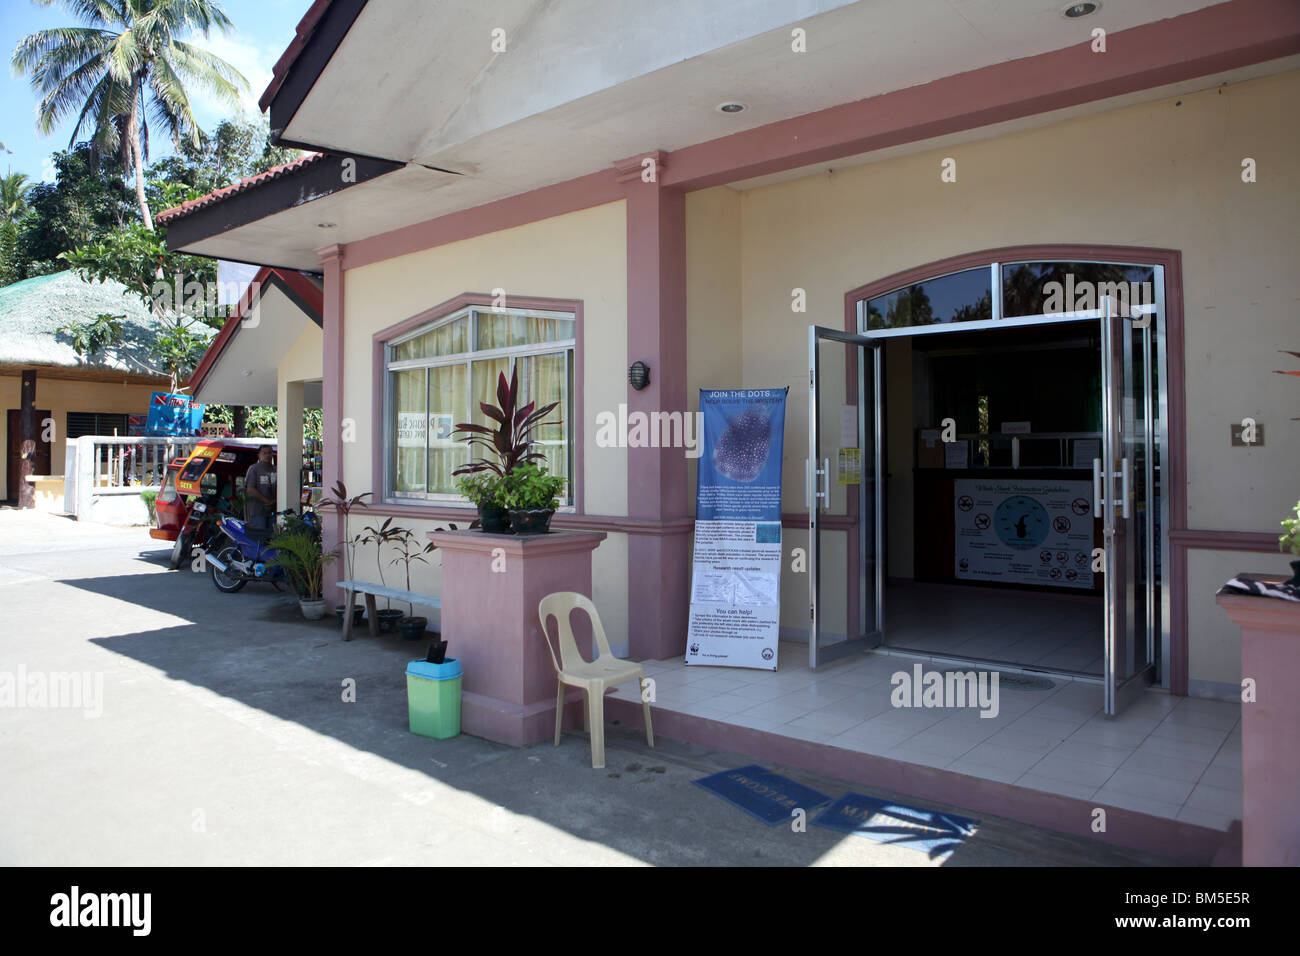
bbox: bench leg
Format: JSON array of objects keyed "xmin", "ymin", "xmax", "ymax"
[
  {"xmin": 366, "ymin": 593, "xmax": 379, "ymax": 637},
  {"xmin": 341, "ymin": 590, "xmax": 354, "ymax": 642}
]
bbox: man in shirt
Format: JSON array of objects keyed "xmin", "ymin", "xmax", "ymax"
[{"xmin": 244, "ymin": 445, "xmax": 277, "ymax": 541}]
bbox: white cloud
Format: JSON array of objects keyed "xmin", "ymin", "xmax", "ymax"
[
  {"xmin": 40, "ymin": 156, "xmax": 57, "ymax": 184},
  {"xmin": 179, "ymin": 28, "xmax": 278, "ymax": 127}
]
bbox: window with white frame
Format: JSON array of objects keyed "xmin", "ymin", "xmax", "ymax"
[{"xmin": 384, "ymin": 304, "xmax": 575, "ymax": 503}]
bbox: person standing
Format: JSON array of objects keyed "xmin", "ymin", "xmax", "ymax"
[{"xmin": 244, "ymin": 445, "xmax": 277, "ymax": 541}]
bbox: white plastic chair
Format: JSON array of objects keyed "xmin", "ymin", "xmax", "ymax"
[{"xmin": 538, "ymin": 592, "xmax": 654, "ymax": 769}]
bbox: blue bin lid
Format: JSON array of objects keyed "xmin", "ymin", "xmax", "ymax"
[{"xmin": 406, "ymin": 658, "xmax": 461, "ymax": 681}]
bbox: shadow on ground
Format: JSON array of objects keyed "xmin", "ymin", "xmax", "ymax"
[{"xmin": 59, "ymin": 555, "xmax": 1171, "ymax": 866}]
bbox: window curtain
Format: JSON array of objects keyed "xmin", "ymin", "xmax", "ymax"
[
  {"xmin": 393, "ymin": 369, "xmax": 426, "ymax": 492},
  {"xmin": 427, "ymin": 364, "xmax": 468, "ymax": 493}
]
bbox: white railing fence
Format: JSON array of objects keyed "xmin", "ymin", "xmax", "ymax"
[{"xmin": 64, "ymin": 436, "xmax": 203, "ymax": 522}]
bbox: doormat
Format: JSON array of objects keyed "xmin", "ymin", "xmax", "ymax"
[
  {"xmin": 812, "ymin": 793, "xmax": 979, "ymax": 857},
  {"xmin": 693, "ymin": 765, "xmax": 831, "ymax": 826},
  {"xmin": 953, "ymin": 669, "xmax": 1056, "ymax": 691}
]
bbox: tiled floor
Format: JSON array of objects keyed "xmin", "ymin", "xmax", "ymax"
[
  {"xmin": 884, "ymin": 582, "xmax": 1105, "ymax": 675},
  {"xmin": 611, "ymin": 642, "xmax": 1241, "ymax": 831}
]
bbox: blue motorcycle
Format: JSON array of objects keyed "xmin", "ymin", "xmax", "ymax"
[{"xmin": 206, "ymin": 509, "xmax": 317, "ymax": 593}]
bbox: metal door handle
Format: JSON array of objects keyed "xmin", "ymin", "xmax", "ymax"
[
  {"xmin": 805, "ymin": 458, "xmax": 812, "ymax": 509},
  {"xmin": 1120, "ymin": 457, "xmax": 1131, "ymax": 519},
  {"xmin": 822, "ymin": 458, "xmax": 831, "ymax": 505},
  {"xmin": 1093, "ymin": 458, "xmax": 1102, "ymax": 512}
]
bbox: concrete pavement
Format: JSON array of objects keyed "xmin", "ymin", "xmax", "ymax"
[{"xmin": 0, "ymin": 511, "xmax": 1174, "ymax": 866}]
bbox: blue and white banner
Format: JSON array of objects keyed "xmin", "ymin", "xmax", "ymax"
[
  {"xmin": 145, "ymin": 392, "xmax": 204, "ymax": 436},
  {"xmin": 686, "ymin": 388, "xmax": 787, "ymax": 670}
]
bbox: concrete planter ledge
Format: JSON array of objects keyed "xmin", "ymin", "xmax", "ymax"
[
  {"xmin": 1217, "ymin": 573, "xmax": 1300, "ymax": 867},
  {"xmin": 429, "ymin": 528, "xmax": 606, "ymax": 746}
]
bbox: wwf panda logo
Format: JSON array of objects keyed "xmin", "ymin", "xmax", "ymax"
[{"xmin": 689, "ymin": 642, "xmax": 700, "ymax": 655}]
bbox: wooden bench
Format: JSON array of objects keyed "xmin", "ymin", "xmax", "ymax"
[{"xmin": 337, "ymin": 580, "xmax": 441, "ymax": 641}]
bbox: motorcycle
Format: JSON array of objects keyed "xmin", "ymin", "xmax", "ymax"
[
  {"xmin": 168, "ymin": 492, "xmax": 234, "ymax": 571},
  {"xmin": 205, "ymin": 509, "xmax": 317, "ymax": 593}
]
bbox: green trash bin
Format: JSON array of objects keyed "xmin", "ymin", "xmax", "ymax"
[{"xmin": 406, "ymin": 658, "xmax": 461, "ymax": 739}]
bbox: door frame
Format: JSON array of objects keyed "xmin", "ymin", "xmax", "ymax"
[{"xmin": 839, "ymin": 245, "xmax": 1183, "ymax": 694}]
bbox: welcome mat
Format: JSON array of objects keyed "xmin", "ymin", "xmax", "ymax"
[
  {"xmin": 812, "ymin": 793, "xmax": 979, "ymax": 857},
  {"xmin": 693, "ymin": 765, "xmax": 831, "ymax": 826}
]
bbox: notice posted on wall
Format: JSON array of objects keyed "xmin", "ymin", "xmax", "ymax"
[
  {"xmin": 953, "ymin": 478, "xmax": 1095, "ymax": 589},
  {"xmin": 686, "ymin": 388, "xmax": 788, "ymax": 670}
]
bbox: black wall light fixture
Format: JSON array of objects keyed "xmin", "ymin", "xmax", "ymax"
[{"xmin": 628, "ymin": 361, "xmax": 651, "ymax": 390}]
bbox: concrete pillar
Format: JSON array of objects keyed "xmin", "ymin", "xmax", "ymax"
[
  {"xmin": 318, "ymin": 245, "xmax": 345, "ymax": 599},
  {"xmin": 278, "ymin": 379, "xmax": 305, "ymax": 511},
  {"xmin": 617, "ymin": 151, "xmax": 692, "ymax": 661}
]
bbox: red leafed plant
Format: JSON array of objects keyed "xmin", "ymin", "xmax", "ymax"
[{"xmin": 451, "ymin": 366, "xmax": 559, "ymax": 477}]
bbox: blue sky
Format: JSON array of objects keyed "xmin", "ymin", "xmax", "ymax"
[{"xmin": 1, "ymin": 0, "xmax": 311, "ymax": 184}]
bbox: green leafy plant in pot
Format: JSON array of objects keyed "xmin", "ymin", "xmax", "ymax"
[
  {"xmin": 454, "ymin": 472, "xmax": 509, "ymax": 533},
  {"xmin": 451, "ymin": 365, "xmax": 559, "ymax": 534},
  {"xmin": 389, "ymin": 526, "xmax": 437, "ymax": 641},
  {"xmin": 318, "ymin": 481, "xmax": 371, "ymax": 628},
  {"xmin": 500, "ymin": 462, "xmax": 567, "ymax": 534},
  {"xmin": 268, "ymin": 526, "xmax": 337, "ymax": 620},
  {"xmin": 1280, "ymin": 499, "xmax": 1300, "ymax": 586},
  {"xmin": 358, "ymin": 516, "xmax": 405, "ymax": 632}
]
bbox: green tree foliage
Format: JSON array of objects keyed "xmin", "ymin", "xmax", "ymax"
[
  {"xmin": 12, "ymin": 0, "xmax": 248, "ymax": 229},
  {"xmin": 11, "ymin": 145, "xmax": 135, "ymax": 278}
]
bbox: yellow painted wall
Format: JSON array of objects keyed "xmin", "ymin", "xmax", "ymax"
[
  {"xmin": 681, "ymin": 68, "xmax": 1299, "ymax": 678},
  {"xmin": 340, "ymin": 201, "xmax": 629, "ymax": 641},
  {"xmin": 0, "ymin": 374, "xmax": 159, "ymax": 499}
]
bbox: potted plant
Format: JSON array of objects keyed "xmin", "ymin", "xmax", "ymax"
[
  {"xmin": 454, "ymin": 472, "xmax": 509, "ymax": 533},
  {"xmin": 451, "ymin": 366, "xmax": 559, "ymax": 533},
  {"xmin": 389, "ymin": 527, "xmax": 437, "ymax": 640},
  {"xmin": 1280, "ymin": 499, "xmax": 1300, "ymax": 586},
  {"xmin": 499, "ymin": 462, "xmax": 568, "ymax": 534},
  {"xmin": 358, "ymin": 516, "xmax": 404, "ymax": 632},
  {"xmin": 317, "ymin": 481, "xmax": 371, "ymax": 624},
  {"xmin": 268, "ymin": 526, "xmax": 337, "ymax": 619}
]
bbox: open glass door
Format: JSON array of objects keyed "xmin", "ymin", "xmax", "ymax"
[
  {"xmin": 1098, "ymin": 295, "xmax": 1157, "ymax": 715},
  {"xmin": 809, "ymin": 326, "xmax": 882, "ymax": 668}
]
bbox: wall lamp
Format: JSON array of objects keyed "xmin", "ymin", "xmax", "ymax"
[{"xmin": 628, "ymin": 361, "xmax": 651, "ymax": 390}]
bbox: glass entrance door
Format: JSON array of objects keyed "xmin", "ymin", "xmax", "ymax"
[
  {"xmin": 808, "ymin": 326, "xmax": 881, "ymax": 668},
  {"xmin": 1098, "ymin": 294, "xmax": 1157, "ymax": 715}
]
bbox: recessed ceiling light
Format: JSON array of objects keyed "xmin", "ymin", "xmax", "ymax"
[
  {"xmin": 716, "ymin": 102, "xmax": 746, "ymax": 114},
  {"xmin": 317, "ymin": 222, "xmax": 337, "ymax": 228},
  {"xmin": 1061, "ymin": 1, "xmax": 1100, "ymax": 17}
]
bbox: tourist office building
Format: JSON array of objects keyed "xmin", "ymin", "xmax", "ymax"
[{"xmin": 160, "ymin": 0, "xmax": 1299, "ymax": 862}]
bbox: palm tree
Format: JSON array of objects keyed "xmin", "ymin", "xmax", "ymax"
[
  {"xmin": 13, "ymin": 0, "xmax": 248, "ymax": 230},
  {"xmin": 0, "ymin": 171, "xmax": 32, "ymax": 224}
]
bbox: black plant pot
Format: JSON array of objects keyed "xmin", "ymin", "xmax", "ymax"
[
  {"xmin": 398, "ymin": 616, "xmax": 428, "ymax": 640},
  {"xmin": 335, "ymin": 604, "xmax": 365, "ymax": 624},
  {"xmin": 508, "ymin": 508, "xmax": 555, "ymax": 535},
  {"xmin": 376, "ymin": 608, "xmax": 404, "ymax": 633},
  {"xmin": 477, "ymin": 503, "xmax": 512, "ymax": 534}
]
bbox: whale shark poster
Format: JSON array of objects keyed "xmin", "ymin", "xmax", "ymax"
[{"xmin": 686, "ymin": 389, "xmax": 787, "ymax": 669}]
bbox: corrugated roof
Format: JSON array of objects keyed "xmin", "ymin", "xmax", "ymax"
[
  {"xmin": 0, "ymin": 271, "xmax": 213, "ymax": 377},
  {"xmin": 156, "ymin": 152, "xmax": 322, "ymax": 224}
]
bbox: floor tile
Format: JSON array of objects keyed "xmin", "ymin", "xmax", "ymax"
[
  {"xmin": 1183, "ymin": 783, "xmax": 1241, "ymax": 816},
  {"xmin": 1100, "ymin": 768, "xmax": 1196, "ymax": 806},
  {"xmin": 1014, "ymin": 773, "xmax": 1100, "ymax": 801},
  {"xmin": 1092, "ymin": 787, "xmax": 1183, "ymax": 820}
]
